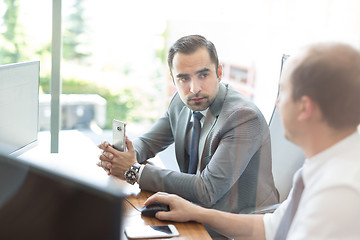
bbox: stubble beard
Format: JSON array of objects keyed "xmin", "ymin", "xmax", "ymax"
[{"xmin": 186, "ymin": 93, "xmax": 211, "ymax": 111}]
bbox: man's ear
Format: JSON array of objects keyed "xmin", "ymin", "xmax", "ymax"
[
  {"xmin": 298, "ymin": 96, "xmax": 315, "ymax": 121},
  {"xmin": 217, "ymin": 64, "xmax": 223, "ymax": 82}
]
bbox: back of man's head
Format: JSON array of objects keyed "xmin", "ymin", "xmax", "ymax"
[{"xmin": 290, "ymin": 43, "xmax": 360, "ymax": 129}]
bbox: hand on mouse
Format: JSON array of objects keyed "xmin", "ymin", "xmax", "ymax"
[{"xmin": 144, "ymin": 192, "xmax": 201, "ymax": 222}]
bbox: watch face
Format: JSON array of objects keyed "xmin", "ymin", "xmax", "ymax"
[
  {"xmin": 125, "ymin": 169, "xmax": 137, "ymax": 184},
  {"xmin": 126, "ymin": 171, "xmax": 136, "ymax": 181},
  {"xmin": 125, "ymin": 164, "xmax": 140, "ymax": 184}
]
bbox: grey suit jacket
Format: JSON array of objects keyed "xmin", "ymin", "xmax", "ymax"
[{"xmin": 133, "ymin": 83, "xmax": 279, "ymax": 214}]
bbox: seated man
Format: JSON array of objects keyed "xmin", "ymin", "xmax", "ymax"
[
  {"xmin": 145, "ymin": 43, "xmax": 360, "ymax": 239},
  {"xmin": 98, "ymin": 35, "xmax": 278, "ymax": 217}
]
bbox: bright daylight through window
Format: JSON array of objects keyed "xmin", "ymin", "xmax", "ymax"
[{"xmin": 0, "ymin": 0, "xmax": 359, "ymax": 153}]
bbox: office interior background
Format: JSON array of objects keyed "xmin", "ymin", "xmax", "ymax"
[{"xmin": 1, "ymin": 0, "xmax": 360, "ymax": 154}]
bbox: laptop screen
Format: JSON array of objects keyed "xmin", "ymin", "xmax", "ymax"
[
  {"xmin": 0, "ymin": 152, "xmax": 124, "ymax": 240},
  {"xmin": 0, "ymin": 61, "xmax": 39, "ymax": 157}
]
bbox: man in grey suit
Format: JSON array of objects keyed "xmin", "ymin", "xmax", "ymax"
[{"xmin": 98, "ymin": 35, "xmax": 278, "ymax": 216}]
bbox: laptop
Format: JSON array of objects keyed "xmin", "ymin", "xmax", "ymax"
[
  {"xmin": 0, "ymin": 150, "xmax": 125, "ymax": 240},
  {"xmin": 0, "ymin": 61, "xmax": 40, "ymax": 157}
]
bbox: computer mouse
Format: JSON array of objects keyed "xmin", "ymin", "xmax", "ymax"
[{"xmin": 141, "ymin": 202, "xmax": 170, "ymax": 217}]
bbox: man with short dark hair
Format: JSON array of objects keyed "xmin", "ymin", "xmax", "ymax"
[
  {"xmin": 98, "ymin": 35, "xmax": 278, "ymax": 220},
  {"xmin": 145, "ymin": 43, "xmax": 360, "ymax": 239}
]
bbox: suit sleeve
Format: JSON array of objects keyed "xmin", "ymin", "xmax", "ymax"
[
  {"xmin": 132, "ymin": 111, "xmax": 175, "ymax": 163},
  {"xmin": 132, "ymin": 93, "xmax": 182, "ymax": 163},
  {"xmin": 139, "ymin": 106, "xmax": 268, "ymax": 207}
]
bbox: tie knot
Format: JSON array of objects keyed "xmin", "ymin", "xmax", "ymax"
[{"xmin": 193, "ymin": 112, "xmax": 203, "ymax": 121}]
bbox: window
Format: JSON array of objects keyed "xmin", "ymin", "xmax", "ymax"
[{"xmin": 1, "ymin": 0, "xmax": 359, "ymax": 152}]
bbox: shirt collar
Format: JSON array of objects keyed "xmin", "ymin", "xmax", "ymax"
[
  {"xmin": 303, "ymin": 131, "xmax": 360, "ymax": 182},
  {"xmin": 191, "ymin": 109, "xmax": 208, "ymax": 126},
  {"xmin": 308, "ymin": 131, "xmax": 360, "ymax": 163}
]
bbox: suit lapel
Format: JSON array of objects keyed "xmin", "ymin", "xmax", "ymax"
[
  {"xmin": 199, "ymin": 83, "xmax": 228, "ymax": 171},
  {"xmin": 199, "ymin": 110, "xmax": 216, "ymax": 161}
]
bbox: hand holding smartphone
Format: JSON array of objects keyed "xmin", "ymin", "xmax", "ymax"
[
  {"xmin": 124, "ymin": 224, "xmax": 179, "ymax": 239},
  {"xmin": 112, "ymin": 119, "xmax": 126, "ymax": 152}
]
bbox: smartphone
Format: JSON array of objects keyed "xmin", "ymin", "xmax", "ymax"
[
  {"xmin": 112, "ymin": 119, "xmax": 126, "ymax": 152},
  {"xmin": 124, "ymin": 224, "xmax": 179, "ymax": 239}
]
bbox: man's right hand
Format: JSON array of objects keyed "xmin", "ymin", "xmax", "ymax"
[
  {"xmin": 144, "ymin": 192, "xmax": 200, "ymax": 222},
  {"xmin": 97, "ymin": 137, "xmax": 137, "ymax": 180}
]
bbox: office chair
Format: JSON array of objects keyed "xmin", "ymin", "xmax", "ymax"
[
  {"xmin": 242, "ymin": 104, "xmax": 306, "ymax": 214},
  {"xmin": 268, "ymin": 104, "xmax": 305, "ymax": 203},
  {"xmin": 270, "ymin": 54, "xmax": 305, "ymax": 203},
  {"xmin": 242, "ymin": 54, "xmax": 306, "ymax": 214}
]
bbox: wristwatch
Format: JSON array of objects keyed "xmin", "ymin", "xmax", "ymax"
[{"xmin": 124, "ymin": 163, "xmax": 141, "ymax": 185}]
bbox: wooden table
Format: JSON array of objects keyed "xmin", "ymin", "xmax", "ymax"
[
  {"xmin": 121, "ymin": 186, "xmax": 212, "ymax": 240},
  {"xmin": 17, "ymin": 132, "xmax": 212, "ymax": 239}
]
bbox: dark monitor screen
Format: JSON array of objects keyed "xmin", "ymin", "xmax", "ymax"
[
  {"xmin": 0, "ymin": 152, "xmax": 124, "ymax": 240},
  {"xmin": 0, "ymin": 61, "xmax": 39, "ymax": 156}
]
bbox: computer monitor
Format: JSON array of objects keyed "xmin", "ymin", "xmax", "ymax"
[
  {"xmin": 0, "ymin": 152, "xmax": 124, "ymax": 240},
  {"xmin": 0, "ymin": 61, "xmax": 39, "ymax": 156}
]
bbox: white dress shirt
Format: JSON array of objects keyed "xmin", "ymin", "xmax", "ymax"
[{"xmin": 263, "ymin": 131, "xmax": 360, "ymax": 240}]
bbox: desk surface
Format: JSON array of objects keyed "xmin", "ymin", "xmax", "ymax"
[
  {"xmin": 122, "ymin": 186, "xmax": 212, "ymax": 240},
  {"xmin": 18, "ymin": 130, "xmax": 212, "ymax": 239}
]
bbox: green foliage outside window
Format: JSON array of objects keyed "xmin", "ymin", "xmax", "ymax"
[
  {"xmin": 40, "ymin": 76, "xmax": 141, "ymax": 129},
  {"xmin": 63, "ymin": 0, "xmax": 91, "ymax": 63},
  {"xmin": 0, "ymin": 0, "xmax": 28, "ymax": 63},
  {"xmin": 1, "ymin": 0, "xmax": 150, "ymax": 130}
]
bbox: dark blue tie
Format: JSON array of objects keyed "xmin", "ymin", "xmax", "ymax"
[
  {"xmin": 274, "ymin": 169, "xmax": 304, "ymax": 240},
  {"xmin": 188, "ymin": 112, "xmax": 203, "ymax": 174}
]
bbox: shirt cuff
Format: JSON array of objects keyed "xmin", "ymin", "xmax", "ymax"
[
  {"xmin": 137, "ymin": 164, "xmax": 145, "ymax": 183},
  {"xmin": 263, "ymin": 213, "xmax": 273, "ymax": 240}
]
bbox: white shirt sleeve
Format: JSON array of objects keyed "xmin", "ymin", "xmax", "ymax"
[
  {"xmin": 137, "ymin": 164, "xmax": 146, "ymax": 182},
  {"xmin": 263, "ymin": 198, "xmax": 289, "ymax": 240},
  {"xmin": 286, "ymin": 186, "xmax": 360, "ymax": 240}
]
